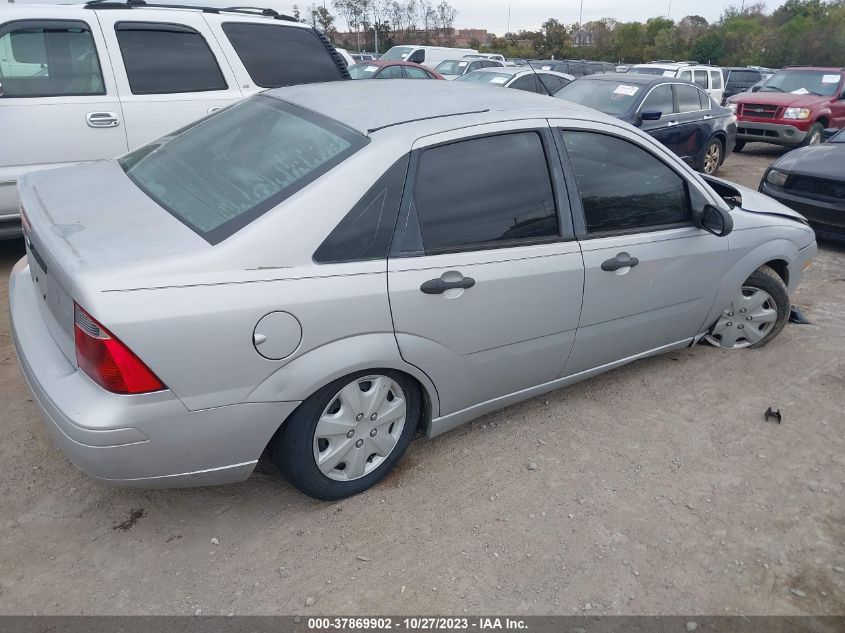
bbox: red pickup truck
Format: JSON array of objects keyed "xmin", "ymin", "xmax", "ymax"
[{"xmin": 727, "ymin": 66, "xmax": 845, "ymax": 151}]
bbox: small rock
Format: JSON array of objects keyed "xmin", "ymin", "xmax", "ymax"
[
  {"xmin": 527, "ymin": 463, "xmax": 537, "ymax": 471},
  {"xmin": 790, "ymin": 588, "xmax": 806, "ymax": 598},
  {"xmin": 194, "ymin": 609, "xmax": 202, "ymax": 616},
  {"xmin": 568, "ymin": 514, "xmax": 574, "ymax": 519},
  {"xmin": 537, "ymin": 440, "xmax": 548, "ymax": 445},
  {"xmin": 583, "ymin": 602, "xmax": 592, "ymax": 611},
  {"xmin": 578, "ymin": 498, "xmax": 586, "ymax": 505},
  {"xmin": 356, "ymin": 555, "xmax": 371, "ymax": 562},
  {"xmin": 686, "ymin": 503, "xmax": 695, "ymax": 510},
  {"xmin": 686, "ymin": 622, "xmax": 698, "ymax": 632},
  {"xmin": 633, "ymin": 570, "xmax": 640, "ymax": 577},
  {"xmin": 227, "ymin": 613, "xmax": 235, "ymax": 617},
  {"xmin": 305, "ymin": 597, "xmax": 315, "ymax": 607},
  {"xmin": 489, "ymin": 495, "xmax": 496, "ymax": 502},
  {"xmin": 401, "ymin": 586, "xmax": 406, "ymax": 594},
  {"xmin": 833, "ymin": 566, "xmax": 845, "ymax": 573},
  {"xmin": 210, "ymin": 538, "xmax": 220, "ymax": 545}
]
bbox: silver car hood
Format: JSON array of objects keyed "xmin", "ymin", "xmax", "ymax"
[{"xmin": 702, "ymin": 175, "xmax": 807, "ymax": 223}]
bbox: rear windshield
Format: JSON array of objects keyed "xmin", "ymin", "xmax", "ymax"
[
  {"xmin": 120, "ymin": 96, "xmax": 367, "ymax": 244},
  {"xmin": 348, "ymin": 63, "xmax": 380, "ymax": 79},
  {"xmin": 457, "ymin": 71, "xmax": 512, "ymax": 85},
  {"xmin": 629, "ymin": 66, "xmax": 674, "ymax": 76},
  {"xmin": 725, "ymin": 70, "xmax": 760, "ymax": 85}
]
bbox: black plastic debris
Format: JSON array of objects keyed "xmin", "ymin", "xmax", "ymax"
[
  {"xmin": 764, "ymin": 407, "xmax": 782, "ymax": 424},
  {"xmin": 789, "ymin": 305, "xmax": 812, "ymax": 324}
]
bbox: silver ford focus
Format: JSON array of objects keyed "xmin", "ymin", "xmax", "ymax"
[{"xmin": 10, "ymin": 82, "xmax": 816, "ymax": 500}]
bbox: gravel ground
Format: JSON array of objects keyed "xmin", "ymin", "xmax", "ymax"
[{"xmin": 1, "ymin": 143, "xmax": 843, "ymax": 616}]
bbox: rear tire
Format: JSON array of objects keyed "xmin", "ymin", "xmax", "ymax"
[
  {"xmin": 733, "ymin": 139, "xmax": 745, "ymax": 152},
  {"xmin": 801, "ymin": 123, "xmax": 824, "ymax": 147},
  {"xmin": 271, "ymin": 370, "xmax": 420, "ymax": 500},
  {"xmin": 697, "ymin": 137, "xmax": 723, "ymax": 175}
]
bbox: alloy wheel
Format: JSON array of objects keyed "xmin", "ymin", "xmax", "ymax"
[
  {"xmin": 704, "ymin": 286, "xmax": 778, "ymax": 349},
  {"xmin": 703, "ymin": 143, "xmax": 721, "ymax": 174},
  {"xmin": 313, "ymin": 375, "xmax": 407, "ymax": 481}
]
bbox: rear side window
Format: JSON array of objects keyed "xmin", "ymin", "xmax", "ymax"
[
  {"xmin": 710, "ymin": 70, "xmax": 723, "ymax": 89},
  {"xmin": 0, "ymin": 20, "xmax": 104, "ymax": 97},
  {"xmin": 693, "ymin": 69, "xmax": 708, "ymax": 89},
  {"xmin": 314, "ymin": 155, "xmax": 409, "ymax": 263},
  {"xmin": 676, "ymin": 84, "xmax": 703, "ymax": 112},
  {"xmin": 413, "ymin": 132, "xmax": 559, "ymax": 253},
  {"xmin": 561, "ymin": 131, "xmax": 691, "ymax": 234},
  {"xmin": 404, "ymin": 65, "xmax": 431, "ymax": 79},
  {"xmin": 115, "ymin": 22, "xmax": 226, "ymax": 94},
  {"xmin": 221, "ymin": 23, "xmax": 343, "ymax": 88},
  {"xmin": 120, "ymin": 96, "xmax": 368, "ymax": 244}
]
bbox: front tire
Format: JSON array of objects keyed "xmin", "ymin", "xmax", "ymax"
[
  {"xmin": 704, "ymin": 265, "xmax": 790, "ymax": 349},
  {"xmin": 802, "ymin": 123, "xmax": 824, "ymax": 147},
  {"xmin": 697, "ymin": 137, "xmax": 723, "ymax": 175},
  {"xmin": 271, "ymin": 370, "xmax": 420, "ymax": 500}
]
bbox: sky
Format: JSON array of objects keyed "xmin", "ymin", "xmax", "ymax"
[{"xmin": 7, "ymin": 0, "xmax": 790, "ymax": 34}]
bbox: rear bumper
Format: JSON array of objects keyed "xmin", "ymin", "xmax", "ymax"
[
  {"xmin": 10, "ymin": 258, "xmax": 300, "ymax": 488},
  {"xmin": 760, "ymin": 182, "xmax": 845, "ymax": 241},
  {"xmin": 737, "ymin": 121, "xmax": 808, "ymax": 146}
]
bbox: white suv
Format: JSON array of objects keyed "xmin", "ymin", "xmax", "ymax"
[
  {"xmin": 0, "ymin": 1, "xmax": 349, "ymax": 237},
  {"xmin": 628, "ymin": 62, "xmax": 724, "ymax": 104}
]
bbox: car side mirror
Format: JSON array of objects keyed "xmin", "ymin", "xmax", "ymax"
[
  {"xmin": 641, "ymin": 110, "xmax": 662, "ymax": 121},
  {"xmin": 409, "ymin": 52, "xmax": 424, "ymax": 64},
  {"xmin": 751, "ymin": 85, "xmax": 760, "ymax": 92},
  {"xmin": 698, "ymin": 204, "xmax": 733, "ymax": 237}
]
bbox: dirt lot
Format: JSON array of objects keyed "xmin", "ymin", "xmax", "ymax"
[{"xmin": 1, "ymin": 144, "xmax": 843, "ymax": 616}]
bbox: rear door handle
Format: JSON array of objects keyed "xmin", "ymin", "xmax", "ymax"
[
  {"xmin": 420, "ymin": 276, "xmax": 476, "ymax": 294},
  {"xmin": 601, "ymin": 253, "xmax": 640, "ymax": 272},
  {"xmin": 86, "ymin": 112, "xmax": 120, "ymax": 128}
]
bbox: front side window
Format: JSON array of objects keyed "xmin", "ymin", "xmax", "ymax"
[
  {"xmin": 221, "ymin": 23, "xmax": 343, "ymax": 88},
  {"xmin": 120, "ymin": 96, "xmax": 368, "ymax": 243},
  {"xmin": 413, "ymin": 132, "xmax": 559, "ymax": 253},
  {"xmin": 678, "ymin": 70, "xmax": 692, "ymax": 82},
  {"xmin": 676, "ymin": 84, "xmax": 703, "ymax": 112},
  {"xmin": 0, "ymin": 20, "xmax": 104, "ymax": 97},
  {"xmin": 115, "ymin": 22, "xmax": 227, "ymax": 95},
  {"xmin": 510, "ymin": 75, "xmax": 538, "ymax": 92},
  {"xmin": 641, "ymin": 84, "xmax": 675, "ymax": 116},
  {"xmin": 561, "ymin": 131, "xmax": 691, "ymax": 234},
  {"xmin": 381, "ymin": 45, "xmax": 414, "ymax": 61}
]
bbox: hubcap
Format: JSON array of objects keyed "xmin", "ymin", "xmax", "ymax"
[
  {"xmin": 313, "ymin": 375, "xmax": 406, "ymax": 481},
  {"xmin": 704, "ymin": 286, "xmax": 778, "ymax": 349},
  {"xmin": 809, "ymin": 130, "xmax": 822, "ymax": 145},
  {"xmin": 704, "ymin": 143, "xmax": 721, "ymax": 174}
]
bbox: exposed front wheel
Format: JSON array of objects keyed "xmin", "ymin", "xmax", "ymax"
[
  {"xmin": 802, "ymin": 123, "xmax": 824, "ymax": 147},
  {"xmin": 698, "ymin": 138, "xmax": 723, "ymax": 175},
  {"xmin": 271, "ymin": 370, "xmax": 420, "ymax": 500},
  {"xmin": 704, "ymin": 265, "xmax": 790, "ymax": 349}
]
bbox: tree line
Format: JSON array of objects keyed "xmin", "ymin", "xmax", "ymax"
[{"xmin": 298, "ymin": 0, "xmax": 843, "ymax": 67}]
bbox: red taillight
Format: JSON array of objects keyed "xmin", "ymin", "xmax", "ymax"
[{"xmin": 74, "ymin": 303, "xmax": 165, "ymax": 394}]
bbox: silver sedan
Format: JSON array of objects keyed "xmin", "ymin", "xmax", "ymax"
[{"xmin": 10, "ymin": 81, "xmax": 816, "ymax": 499}]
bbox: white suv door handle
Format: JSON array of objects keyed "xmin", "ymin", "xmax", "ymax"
[
  {"xmin": 666, "ymin": 120, "xmax": 679, "ymax": 127},
  {"xmin": 86, "ymin": 112, "xmax": 120, "ymax": 128},
  {"xmin": 207, "ymin": 106, "xmax": 223, "ymax": 114}
]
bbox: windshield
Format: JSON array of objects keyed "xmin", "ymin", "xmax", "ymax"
[
  {"xmin": 120, "ymin": 96, "xmax": 367, "ymax": 244},
  {"xmin": 382, "ymin": 46, "xmax": 414, "ymax": 61},
  {"xmin": 348, "ymin": 63, "xmax": 380, "ymax": 79},
  {"xmin": 435, "ymin": 60, "xmax": 469, "ymax": 76},
  {"xmin": 554, "ymin": 80, "xmax": 640, "ymax": 116},
  {"xmin": 830, "ymin": 129, "xmax": 845, "ymax": 143},
  {"xmin": 629, "ymin": 66, "xmax": 675, "ymax": 76},
  {"xmin": 457, "ymin": 71, "xmax": 512, "ymax": 85},
  {"xmin": 760, "ymin": 70, "xmax": 842, "ymax": 96}
]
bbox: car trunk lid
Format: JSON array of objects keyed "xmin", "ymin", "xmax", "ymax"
[{"xmin": 18, "ymin": 160, "xmax": 210, "ymax": 363}]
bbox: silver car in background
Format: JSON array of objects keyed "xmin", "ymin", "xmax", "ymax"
[{"xmin": 10, "ymin": 82, "xmax": 816, "ymax": 500}]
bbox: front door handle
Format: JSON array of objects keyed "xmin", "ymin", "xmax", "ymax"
[
  {"xmin": 601, "ymin": 253, "xmax": 640, "ymax": 272},
  {"xmin": 420, "ymin": 276, "xmax": 476, "ymax": 294},
  {"xmin": 86, "ymin": 112, "xmax": 120, "ymax": 128},
  {"xmin": 666, "ymin": 120, "xmax": 679, "ymax": 127}
]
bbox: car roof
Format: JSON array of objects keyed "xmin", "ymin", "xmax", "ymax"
[
  {"xmin": 781, "ymin": 66, "xmax": 845, "ymax": 72},
  {"xmin": 265, "ymin": 80, "xmax": 601, "ymax": 135},
  {"xmin": 0, "ymin": 2, "xmax": 311, "ymax": 26},
  {"xmin": 578, "ymin": 72, "xmax": 668, "ymax": 85}
]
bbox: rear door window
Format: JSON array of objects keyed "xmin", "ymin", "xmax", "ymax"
[
  {"xmin": 710, "ymin": 69, "xmax": 723, "ymax": 89},
  {"xmin": 404, "ymin": 65, "xmax": 431, "ymax": 79},
  {"xmin": 693, "ymin": 69, "xmax": 708, "ymax": 89},
  {"xmin": 412, "ymin": 132, "xmax": 559, "ymax": 252},
  {"xmin": 221, "ymin": 22, "xmax": 343, "ymax": 88},
  {"xmin": 120, "ymin": 96, "xmax": 368, "ymax": 243},
  {"xmin": 115, "ymin": 22, "xmax": 227, "ymax": 94},
  {"xmin": 0, "ymin": 20, "xmax": 105, "ymax": 97},
  {"xmin": 675, "ymin": 84, "xmax": 703, "ymax": 112}
]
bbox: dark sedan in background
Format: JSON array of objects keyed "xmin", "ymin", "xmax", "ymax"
[
  {"xmin": 760, "ymin": 128, "xmax": 845, "ymax": 241},
  {"xmin": 554, "ymin": 73, "xmax": 737, "ymax": 174}
]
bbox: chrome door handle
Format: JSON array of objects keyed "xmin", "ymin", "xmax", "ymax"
[
  {"xmin": 666, "ymin": 120, "xmax": 679, "ymax": 127},
  {"xmin": 703, "ymin": 115, "xmax": 713, "ymax": 120},
  {"xmin": 207, "ymin": 106, "xmax": 223, "ymax": 114},
  {"xmin": 86, "ymin": 112, "xmax": 120, "ymax": 128},
  {"xmin": 601, "ymin": 253, "xmax": 640, "ymax": 272}
]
